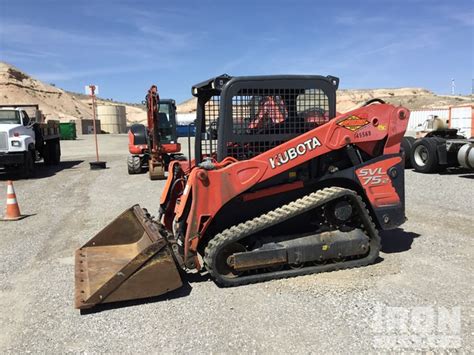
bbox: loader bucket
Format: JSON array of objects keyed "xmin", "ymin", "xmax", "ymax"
[{"xmin": 74, "ymin": 205, "xmax": 182, "ymax": 309}]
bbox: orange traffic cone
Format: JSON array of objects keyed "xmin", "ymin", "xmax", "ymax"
[{"xmin": 2, "ymin": 181, "xmax": 25, "ymax": 221}]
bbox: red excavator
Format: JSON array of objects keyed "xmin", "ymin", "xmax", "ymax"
[
  {"xmin": 127, "ymin": 86, "xmax": 184, "ymax": 179},
  {"xmin": 75, "ymin": 74, "xmax": 409, "ymax": 309}
]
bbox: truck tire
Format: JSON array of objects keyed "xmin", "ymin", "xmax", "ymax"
[
  {"xmin": 411, "ymin": 138, "xmax": 439, "ymax": 173},
  {"xmin": 44, "ymin": 140, "xmax": 61, "ymax": 165},
  {"xmin": 401, "ymin": 136, "xmax": 415, "ymax": 168},
  {"xmin": 51, "ymin": 139, "xmax": 61, "ymax": 165},
  {"xmin": 163, "ymin": 154, "xmax": 171, "ymax": 169},
  {"xmin": 43, "ymin": 143, "xmax": 51, "ymax": 165},
  {"xmin": 22, "ymin": 150, "xmax": 35, "ymax": 178},
  {"xmin": 127, "ymin": 155, "xmax": 142, "ymax": 174}
]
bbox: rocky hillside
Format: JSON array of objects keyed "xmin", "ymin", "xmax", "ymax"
[
  {"xmin": 1, "ymin": 62, "xmax": 472, "ymax": 124},
  {"xmin": 336, "ymin": 88, "xmax": 471, "ymax": 112},
  {"xmin": 177, "ymin": 87, "xmax": 472, "ymax": 114},
  {"xmin": 0, "ymin": 62, "xmax": 147, "ymax": 123},
  {"xmin": 0, "ymin": 62, "xmax": 91, "ymax": 120}
]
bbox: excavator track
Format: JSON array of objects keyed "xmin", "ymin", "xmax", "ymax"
[{"xmin": 204, "ymin": 187, "xmax": 381, "ymax": 287}]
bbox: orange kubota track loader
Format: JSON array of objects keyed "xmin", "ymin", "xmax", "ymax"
[{"xmin": 75, "ymin": 75, "xmax": 409, "ymax": 309}]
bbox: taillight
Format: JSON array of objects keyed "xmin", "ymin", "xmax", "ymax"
[{"xmin": 13, "ymin": 132, "xmax": 19, "ymax": 137}]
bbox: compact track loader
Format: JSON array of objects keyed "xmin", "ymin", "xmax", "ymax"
[{"xmin": 75, "ymin": 75, "xmax": 409, "ymax": 309}]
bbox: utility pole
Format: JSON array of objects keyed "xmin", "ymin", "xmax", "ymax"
[
  {"xmin": 90, "ymin": 85, "xmax": 99, "ymax": 162},
  {"xmin": 451, "ymin": 78, "xmax": 455, "ymax": 95}
]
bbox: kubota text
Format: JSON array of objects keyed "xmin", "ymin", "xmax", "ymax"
[{"xmin": 269, "ymin": 137, "xmax": 321, "ymax": 169}]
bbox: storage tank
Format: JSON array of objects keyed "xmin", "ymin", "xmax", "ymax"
[
  {"xmin": 97, "ymin": 105, "xmax": 127, "ymax": 134},
  {"xmin": 407, "ymin": 109, "xmax": 449, "ymax": 131}
]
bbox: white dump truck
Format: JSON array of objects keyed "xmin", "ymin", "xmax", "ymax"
[{"xmin": 0, "ymin": 105, "xmax": 61, "ymax": 177}]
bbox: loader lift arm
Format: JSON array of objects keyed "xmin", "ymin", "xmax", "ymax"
[{"xmin": 173, "ymin": 102, "xmax": 408, "ymax": 269}]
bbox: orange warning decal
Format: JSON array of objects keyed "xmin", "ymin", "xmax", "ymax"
[{"xmin": 337, "ymin": 115, "xmax": 370, "ymax": 132}]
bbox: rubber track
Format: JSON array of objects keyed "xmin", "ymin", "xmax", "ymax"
[{"xmin": 204, "ymin": 187, "xmax": 381, "ymax": 287}]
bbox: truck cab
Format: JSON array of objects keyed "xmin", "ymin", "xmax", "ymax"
[
  {"xmin": 0, "ymin": 105, "xmax": 61, "ymax": 177},
  {"xmin": 0, "ymin": 108, "xmax": 36, "ymax": 155}
]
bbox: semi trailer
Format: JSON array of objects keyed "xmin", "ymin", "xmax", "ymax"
[{"xmin": 402, "ymin": 115, "xmax": 474, "ymax": 173}]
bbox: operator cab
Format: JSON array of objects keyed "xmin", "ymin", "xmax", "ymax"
[
  {"xmin": 157, "ymin": 99, "xmax": 178, "ymax": 144},
  {"xmin": 192, "ymin": 74, "xmax": 339, "ymax": 163}
]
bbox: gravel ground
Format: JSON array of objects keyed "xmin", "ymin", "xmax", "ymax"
[{"xmin": 0, "ymin": 135, "xmax": 472, "ymax": 353}]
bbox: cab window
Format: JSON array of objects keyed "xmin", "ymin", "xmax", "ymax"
[{"xmin": 0, "ymin": 110, "xmax": 21, "ymax": 124}]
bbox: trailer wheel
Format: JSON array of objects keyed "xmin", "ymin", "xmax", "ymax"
[
  {"xmin": 411, "ymin": 138, "xmax": 439, "ymax": 173},
  {"xmin": 401, "ymin": 136, "xmax": 415, "ymax": 168},
  {"xmin": 127, "ymin": 155, "xmax": 142, "ymax": 174}
]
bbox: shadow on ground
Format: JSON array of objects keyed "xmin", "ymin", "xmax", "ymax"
[
  {"xmin": 80, "ymin": 272, "xmax": 211, "ymax": 315},
  {"xmin": 79, "ymin": 229, "xmax": 422, "ymax": 314},
  {"xmin": 439, "ymin": 167, "xmax": 473, "ymax": 178},
  {"xmin": 380, "ymin": 228, "xmax": 421, "ymax": 253},
  {"xmin": 407, "ymin": 167, "xmax": 473, "ymax": 178},
  {"xmin": 0, "ymin": 160, "xmax": 84, "ymax": 181}
]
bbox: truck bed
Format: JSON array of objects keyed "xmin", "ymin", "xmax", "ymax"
[{"xmin": 38, "ymin": 120, "xmax": 60, "ymax": 140}]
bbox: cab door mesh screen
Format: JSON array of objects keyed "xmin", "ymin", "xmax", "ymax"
[
  {"xmin": 227, "ymin": 88, "xmax": 329, "ymax": 160},
  {"xmin": 201, "ymin": 95, "xmax": 220, "ymax": 157}
]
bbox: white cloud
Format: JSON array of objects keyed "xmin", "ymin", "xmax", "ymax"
[
  {"xmin": 0, "ymin": 17, "xmax": 193, "ymax": 81},
  {"xmin": 31, "ymin": 64, "xmax": 152, "ymax": 82}
]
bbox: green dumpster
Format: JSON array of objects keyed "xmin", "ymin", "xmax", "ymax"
[{"xmin": 59, "ymin": 122, "xmax": 77, "ymax": 140}]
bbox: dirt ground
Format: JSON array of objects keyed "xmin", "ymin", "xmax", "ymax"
[{"xmin": 0, "ymin": 134, "xmax": 472, "ymax": 353}]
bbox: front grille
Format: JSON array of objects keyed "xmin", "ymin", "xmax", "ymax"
[{"xmin": 0, "ymin": 132, "xmax": 8, "ymax": 151}]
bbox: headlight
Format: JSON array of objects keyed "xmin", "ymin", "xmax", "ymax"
[{"xmin": 11, "ymin": 140, "xmax": 21, "ymax": 147}]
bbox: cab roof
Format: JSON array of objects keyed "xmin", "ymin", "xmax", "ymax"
[{"xmin": 192, "ymin": 74, "xmax": 339, "ymax": 97}]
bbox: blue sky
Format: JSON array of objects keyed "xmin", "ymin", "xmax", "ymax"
[{"xmin": 1, "ymin": 0, "xmax": 473, "ymax": 103}]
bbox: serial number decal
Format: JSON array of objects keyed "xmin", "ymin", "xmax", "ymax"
[
  {"xmin": 354, "ymin": 130, "xmax": 371, "ymax": 139},
  {"xmin": 337, "ymin": 115, "xmax": 370, "ymax": 132},
  {"xmin": 358, "ymin": 167, "xmax": 390, "ymax": 185},
  {"xmin": 269, "ymin": 137, "xmax": 321, "ymax": 169}
]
